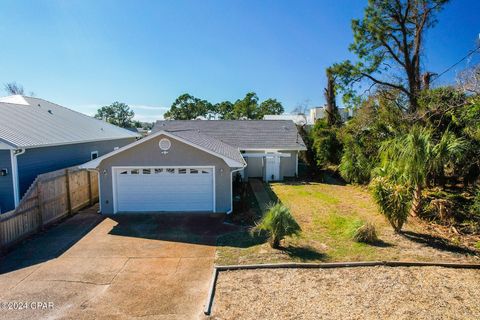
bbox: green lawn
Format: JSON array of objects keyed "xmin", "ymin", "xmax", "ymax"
[{"xmin": 216, "ymin": 181, "xmax": 478, "ymax": 265}]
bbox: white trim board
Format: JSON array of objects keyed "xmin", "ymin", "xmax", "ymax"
[{"xmin": 111, "ymin": 165, "xmax": 216, "ymax": 214}]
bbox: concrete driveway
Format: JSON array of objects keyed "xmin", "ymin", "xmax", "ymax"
[{"xmin": 0, "ymin": 205, "xmax": 237, "ymax": 320}]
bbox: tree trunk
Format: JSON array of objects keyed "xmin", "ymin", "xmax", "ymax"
[
  {"xmin": 324, "ymin": 69, "xmax": 337, "ymax": 126},
  {"xmin": 410, "ymin": 184, "xmax": 423, "ymax": 217},
  {"xmin": 270, "ymin": 237, "xmax": 280, "ymax": 249}
]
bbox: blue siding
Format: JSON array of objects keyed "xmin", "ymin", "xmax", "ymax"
[
  {"xmin": 0, "ymin": 150, "xmax": 14, "ymax": 213},
  {"xmin": 17, "ymin": 138, "xmax": 135, "ymax": 199}
]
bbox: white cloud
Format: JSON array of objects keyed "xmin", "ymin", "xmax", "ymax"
[{"xmin": 131, "ymin": 104, "xmax": 169, "ymax": 111}]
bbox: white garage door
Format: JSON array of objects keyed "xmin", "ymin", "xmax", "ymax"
[{"xmin": 114, "ymin": 167, "xmax": 214, "ymax": 213}]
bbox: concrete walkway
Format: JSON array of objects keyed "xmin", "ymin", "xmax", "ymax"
[
  {"xmin": 0, "ymin": 205, "xmax": 238, "ymax": 320},
  {"xmin": 249, "ymin": 179, "xmax": 273, "ymax": 211}
]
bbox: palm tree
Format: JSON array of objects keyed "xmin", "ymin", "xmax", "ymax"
[
  {"xmin": 377, "ymin": 126, "xmax": 466, "ymax": 217},
  {"xmin": 253, "ymin": 203, "xmax": 301, "ymax": 248}
]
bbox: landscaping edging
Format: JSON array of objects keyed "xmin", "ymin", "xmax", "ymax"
[{"xmin": 203, "ymin": 261, "xmax": 480, "ymax": 315}]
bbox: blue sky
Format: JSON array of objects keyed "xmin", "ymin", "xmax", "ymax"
[{"xmin": 0, "ymin": 0, "xmax": 479, "ymax": 122}]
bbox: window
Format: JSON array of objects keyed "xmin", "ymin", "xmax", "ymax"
[
  {"xmin": 91, "ymin": 151, "xmax": 99, "ymax": 160},
  {"xmin": 190, "ymin": 169, "xmax": 198, "ymax": 174},
  {"xmin": 154, "ymin": 168, "xmax": 163, "ymax": 174},
  {"xmin": 178, "ymin": 168, "xmax": 187, "ymax": 174},
  {"xmin": 166, "ymin": 168, "xmax": 175, "ymax": 174},
  {"xmin": 201, "ymin": 169, "xmax": 210, "ymax": 174},
  {"xmin": 119, "ymin": 170, "xmax": 128, "ymax": 175},
  {"xmin": 131, "ymin": 169, "xmax": 139, "ymax": 175},
  {"xmin": 142, "ymin": 169, "xmax": 151, "ymax": 174}
]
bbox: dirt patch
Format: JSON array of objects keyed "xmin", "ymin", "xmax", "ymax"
[{"xmin": 210, "ymin": 267, "xmax": 480, "ymax": 320}]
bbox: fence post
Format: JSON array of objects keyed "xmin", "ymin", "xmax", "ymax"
[
  {"xmin": 87, "ymin": 171, "xmax": 93, "ymax": 206},
  {"xmin": 65, "ymin": 169, "xmax": 72, "ymax": 215},
  {"xmin": 36, "ymin": 180, "xmax": 44, "ymax": 231}
]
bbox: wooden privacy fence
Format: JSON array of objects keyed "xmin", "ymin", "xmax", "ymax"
[{"xmin": 0, "ymin": 167, "xmax": 99, "ymax": 252}]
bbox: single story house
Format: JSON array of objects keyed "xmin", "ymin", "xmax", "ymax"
[
  {"xmin": 81, "ymin": 120, "xmax": 306, "ymax": 214},
  {"xmin": 0, "ymin": 95, "xmax": 140, "ymax": 213}
]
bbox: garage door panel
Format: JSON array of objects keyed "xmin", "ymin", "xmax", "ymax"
[{"xmin": 114, "ymin": 167, "xmax": 214, "ymax": 212}]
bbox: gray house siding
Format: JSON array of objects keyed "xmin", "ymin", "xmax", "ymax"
[
  {"xmin": 245, "ymin": 157, "xmax": 263, "ymax": 178},
  {"xmin": 0, "ymin": 150, "xmax": 14, "ymax": 213},
  {"xmin": 242, "ymin": 150, "xmax": 298, "ymax": 181},
  {"xmin": 17, "ymin": 138, "xmax": 135, "ymax": 198},
  {"xmin": 279, "ymin": 150, "xmax": 298, "ymax": 179},
  {"xmin": 98, "ymin": 134, "xmax": 233, "ymax": 214}
]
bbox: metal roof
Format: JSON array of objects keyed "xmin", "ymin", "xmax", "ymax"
[
  {"xmin": 153, "ymin": 120, "xmax": 307, "ymax": 150},
  {"xmin": 0, "ymin": 95, "xmax": 140, "ymax": 149}
]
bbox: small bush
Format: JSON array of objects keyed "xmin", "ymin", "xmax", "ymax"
[
  {"xmin": 353, "ymin": 222, "xmax": 378, "ymax": 243},
  {"xmin": 253, "ymin": 203, "xmax": 301, "ymax": 248},
  {"xmin": 370, "ymin": 177, "xmax": 412, "ymax": 232}
]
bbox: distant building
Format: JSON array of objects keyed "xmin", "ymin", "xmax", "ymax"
[
  {"xmin": 309, "ymin": 105, "xmax": 354, "ymax": 123},
  {"xmin": 263, "ymin": 114, "xmax": 312, "ymax": 125}
]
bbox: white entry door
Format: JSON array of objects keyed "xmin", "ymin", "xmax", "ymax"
[
  {"xmin": 265, "ymin": 155, "xmax": 280, "ymax": 181},
  {"xmin": 113, "ymin": 167, "xmax": 214, "ymax": 213}
]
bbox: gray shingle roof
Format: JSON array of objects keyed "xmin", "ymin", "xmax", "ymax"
[
  {"xmin": 0, "ymin": 95, "xmax": 140, "ymax": 149},
  {"xmin": 153, "ymin": 120, "xmax": 306, "ymax": 150},
  {"xmin": 167, "ymin": 130, "xmax": 245, "ymax": 165}
]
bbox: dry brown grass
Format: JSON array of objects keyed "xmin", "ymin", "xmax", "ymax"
[{"xmin": 210, "ymin": 267, "xmax": 480, "ymax": 320}]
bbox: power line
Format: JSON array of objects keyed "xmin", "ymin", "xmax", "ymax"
[{"xmin": 431, "ymin": 44, "xmax": 480, "ymax": 83}]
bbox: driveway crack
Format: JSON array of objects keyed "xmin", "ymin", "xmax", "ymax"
[{"xmin": 110, "ymin": 257, "xmax": 130, "ymax": 284}]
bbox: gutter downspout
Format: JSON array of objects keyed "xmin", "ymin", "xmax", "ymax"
[{"xmin": 10, "ymin": 148, "xmax": 26, "ymax": 207}]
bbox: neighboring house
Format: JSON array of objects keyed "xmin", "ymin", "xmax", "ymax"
[
  {"xmin": 0, "ymin": 95, "xmax": 140, "ymax": 213},
  {"xmin": 310, "ymin": 105, "xmax": 354, "ymax": 123},
  {"xmin": 81, "ymin": 120, "xmax": 306, "ymax": 214},
  {"xmin": 263, "ymin": 114, "xmax": 313, "ymax": 125}
]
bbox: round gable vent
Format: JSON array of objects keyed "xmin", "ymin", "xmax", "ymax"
[{"xmin": 159, "ymin": 138, "xmax": 171, "ymax": 151}]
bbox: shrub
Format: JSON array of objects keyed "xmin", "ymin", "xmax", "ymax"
[
  {"xmin": 370, "ymin": 177, "xmax": 412, "ymax": 232},
  {"xmin": 339, "ymin": 139, "xmax": 373, "ymax": 184},
  {"xmin": 311, "ymin": 120, "xmax": 343, "ymax": 168},
  {"xmin": 253, "ymin": 203, "xmax": 301, "ymax": 248},
  {"xmin": 353, "ymin": 222, "xmax": 378, "ymax": 243}
]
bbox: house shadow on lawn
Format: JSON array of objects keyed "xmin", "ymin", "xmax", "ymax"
[
  {"xmin": 216, "ymin": 229, "xmax": 269, "ymax": 248},
  {"xmin": 401, "ymin": 230, "xmax": 479, "ymax": 256}
]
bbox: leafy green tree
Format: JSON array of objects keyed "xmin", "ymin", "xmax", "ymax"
[
  {"xmin": 338, "ymin": 90, "xmax": 405, "ymax": 183},
  {"xmin": 257, "ymin": 98, "xmax": 284, "ymax": 119},
  {"xmin": 310, "ymin": 119, "xmax": 342, "ymax": 168},
  {"xmin": 95, "ymin": 102, "xmax": 135, "ymax": 128},
  {"xmin": 253, "ymin": 203, "xmax": 301, "ymax": 248},
  {"xmin": 331, "ymin": 0, "xmax": 449, "ymax": 112},
  {"xmin": 339, "ymin": 138, "xmax": 373, "ymax": 184},
  {"xmin": 232, "ymin": 92, "xmax": 260, "ymax": 119},
  {"xmin": 214, "ymin": 101, "xmax": 234, "ymax": 119},
  {"xmin": 163, "ymin": 93, "xmax": 212, "ymax": 120}
]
